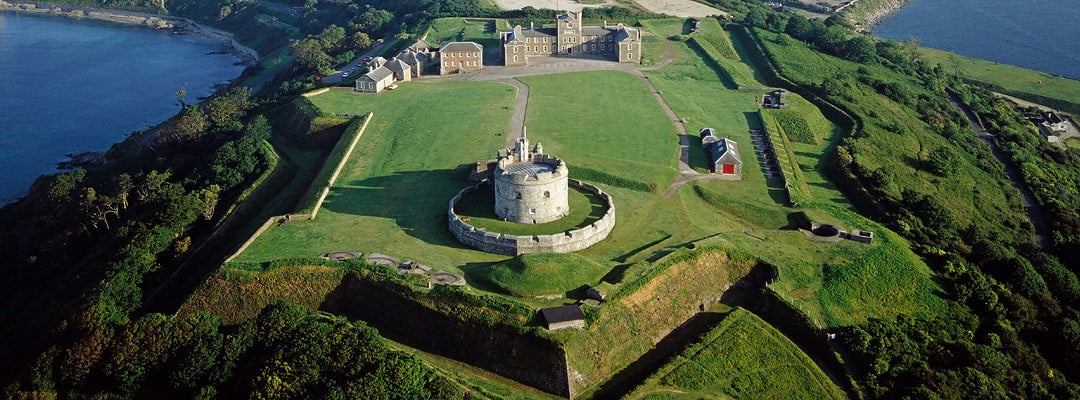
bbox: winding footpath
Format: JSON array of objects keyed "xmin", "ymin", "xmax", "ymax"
[{"xmin": 949, "ymin": 94, "xmax": 1051, "ymax": 249}]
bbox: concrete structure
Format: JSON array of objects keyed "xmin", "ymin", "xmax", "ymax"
[
  {"xmin": 494, "ymin": 131, "xmax": 569, "ymax": 224},
  {"xmin": 850, "ymin": 230, "xmax": 874, "ymax": 244},
  {"xmin": 1040, "ymin": 111, "xmax": 1068, "ymax": 143},
  {"xmin": 762, "ymin": 89, "xmax": 787, "ymax": 109},
  {"xmin": 449, "ymin": 179, "xmax": 615, "ymax": 256},
  {"xmin": 539, "ymin": 305, "xmax": 586, "ymax": 330},
  {"xmin": 501, "ymin": 11, "xmax": 641, "ymax": 66},
  {"xmin": 700, "ymin": 128, "xmax": 742, "ymax": 176},
  {"xmin": 439, "ymin": 41, "xmax": 483, "ymax": 75},
  {"xmin": 355, "ymin": 66, "xmax": 395, "ymax": 94}
]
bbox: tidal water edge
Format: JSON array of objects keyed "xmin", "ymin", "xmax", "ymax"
[{"xmin": 0, "ymin": 10, "xmax": 245, "ymax": 203}]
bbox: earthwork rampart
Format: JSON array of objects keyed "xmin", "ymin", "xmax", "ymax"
[{"xmin": 449, "ymin": 179, "xmax": 615, "ymax": 256}]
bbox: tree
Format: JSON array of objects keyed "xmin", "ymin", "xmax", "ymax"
[
  {"xmin": 927, "ymin": 147, "xmax": 958, "ymax": 176},
  {"xmin": 290, "ymin": 38, "xmax": 333, "ymax": 74},
  {"xmin": 159, "ymin": 106, "xmax": 210, "ymax": 145},
  {"xmin": 348, "ymin": 31, "xmax": 372, "ymax": 51},
  {"xmin": 743, "ymin": 8, "xmax": 767, "ymax": 28},
  {"xmin": 206, "ymin": 88, "xmax": 253, "ymax": 132},
  {"xmin": 844, "ymin": 36, "xmax": 877, "ymax": 63}
]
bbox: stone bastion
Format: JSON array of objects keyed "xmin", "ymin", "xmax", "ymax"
[{"xmin": 448, "ymin": 179, "xmax": 615, "ymax": 256}]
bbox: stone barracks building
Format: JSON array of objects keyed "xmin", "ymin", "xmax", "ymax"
[{"xmin": 500, "ymin": 11, "xmax": 642, "ymax": 66}]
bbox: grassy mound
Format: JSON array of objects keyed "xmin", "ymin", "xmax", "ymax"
[
  {"xmin": 626, "ymin": 308, "xmax": 845, "ymax": 400},
  {"xmin": 482, "ymin": 253, "xmax": 610, "ymax": 297}
]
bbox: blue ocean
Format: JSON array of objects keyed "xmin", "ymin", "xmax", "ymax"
[
  {"xmin": 0, "ymin": 11, "xmax": 245, "ymax": 203},
  {"xmin": 875, "ymin": 0, "xmax": 1080, "ymax": 80}
]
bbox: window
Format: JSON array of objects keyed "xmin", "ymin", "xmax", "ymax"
[
  {"xmin": 515, "ymin": 192, "xmax": 522, "ymax": 199},
  {"xmin": 544, "ymin": 191, "xmax": 550, "ymax": 199},
  {"xmin": 529, "ymin": 208, "xmax": 536, "ymax": 214},
  {"xmin": 591, "ymin": 44, "xmax": 595, "ymax": 51},
  {"xmin": 513, "ymin": 55, "xmax": 518, "ymax": 62},
  {"xmin": 544, "ymin": 46, "xmax": 548, "ymax": 52}
]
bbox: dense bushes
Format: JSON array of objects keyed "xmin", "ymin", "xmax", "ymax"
[{"xmin": 14, "ymin": 300, "xmax": 464, "ymax": 398}]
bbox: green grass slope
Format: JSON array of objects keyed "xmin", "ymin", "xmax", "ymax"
[
  {"xmin": 626, "ymin": 308, "xmax": 846, "ymax": 400},
  {"xmin": 481, "ymin": 253, "xmax": 610, "ymax": 297},
  {"xmin": 919, "ymin": 46, "xmax": 1080, "ymax": 114}
]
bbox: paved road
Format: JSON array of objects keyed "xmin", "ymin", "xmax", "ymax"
[
  {"xmin": 323, "ymin": 41, "xmax": 392, "ymax": 85},
  {"xmin": 949, "ymin": 94, "xmax": 1051, "ymax": 249}
]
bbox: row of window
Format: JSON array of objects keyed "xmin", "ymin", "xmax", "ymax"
[
  {"xmin": 444, "ymin": 60, "xmax": 479, "ymax": 67},
  {"xmin": 512, "ymin": 191, "xmax": 552, "ymax": 199},
  {"xmin": 514, "ymin": 43, "xmax": 627, "ymax": 54},
  {"xmin": 445, "ymin": 52, "xmax": 480, "ymax": 58}
]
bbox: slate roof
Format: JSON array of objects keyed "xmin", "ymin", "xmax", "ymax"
[
  {"xmin": 410, "ymin": 38, "xmax": 433, "ymax": 52},
  {"xmin": 614, "ymin": 27, "xmax": 639, "ymax": 42},
  {"xmin": 363, "ymin": 66, "xmax": 393, "ymax": 82},
  {"xmin": 440, "ymin": 41, "xmax": 482, "ymax": 53},
  {"xmin": 709, "ymin": 138, "xmax": 741, "ymax": 166},
  {"xmin": 385, "ymin": 58, "xmax": 410, "ymax": 77},
  {"xmin": 539, "ymin": 305, "xmax": 585, "ymax": 324}
]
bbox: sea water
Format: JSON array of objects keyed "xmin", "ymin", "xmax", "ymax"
[
  {"xmin": 874, "ymin": 0, "xmax": 1080, "ymax": 80},
  {"xmin": 0, "ymin": 11, "xmax": 245, "ymax": 204}
]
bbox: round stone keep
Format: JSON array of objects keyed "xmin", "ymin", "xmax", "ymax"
[{"xmin": 493, "ymin": 135, "xmax": 569, "ymax": 224}]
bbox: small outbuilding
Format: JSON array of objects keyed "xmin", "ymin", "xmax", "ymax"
[
  {"xmin": 539, "ymin": 305, "xmax": 586, "ymax": 330},
  {"xmin": 700, "ymin": 128, "xmax": 741, "ymax": 176},
  {"xmin": 355, "ymin": 66, "xmax": 395, "ymax": 94}
]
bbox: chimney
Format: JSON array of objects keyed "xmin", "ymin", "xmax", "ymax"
[{"xmin": 530, "ymin": 21, "xmax": 534, "ymax": 30}]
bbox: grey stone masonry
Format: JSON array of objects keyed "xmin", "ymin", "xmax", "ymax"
[
  {"xmin": 494, "ymin": 131, "xmax": 569, "ymax": 224},
  {"xmin": 448, "ymin": 179, "xmax": 615, "ymax": 256}
]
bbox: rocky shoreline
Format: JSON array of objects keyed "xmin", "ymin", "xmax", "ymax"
[
  {"xmin": 0, "ymin": 0, "xmax": 258, "ymax": 65},
  {"xmin": 841, "ymin": 0, "xmax": 912, "ymax": 33}
]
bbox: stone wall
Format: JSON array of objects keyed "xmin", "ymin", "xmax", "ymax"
[{"xmin": 449, "ymin": 179, "xmax": 615, "ymax": 256}]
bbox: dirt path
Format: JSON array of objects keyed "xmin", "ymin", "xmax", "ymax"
[
  {"xmin": 949, "ymin": 94, "xmax": 1051, "ymax": 249},
  {"xmin": 501, "ymin": 78, "xmax": 530, "ymax": 145}
]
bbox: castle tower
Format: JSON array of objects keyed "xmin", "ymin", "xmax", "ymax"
[{"xmin": 493, "ymin": 130, "xmax": 570, "ymax": 224}]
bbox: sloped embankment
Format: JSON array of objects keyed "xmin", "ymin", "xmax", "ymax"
[{"xmin": 563, "ymin": 249, "xmax": 758, "ymax": 396}]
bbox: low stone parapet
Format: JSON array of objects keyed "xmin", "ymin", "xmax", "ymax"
[{"xmin": 448, "ymin": 179, "xmax": 615, "ymax": 255}]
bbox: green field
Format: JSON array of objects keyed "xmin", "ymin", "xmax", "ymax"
[
  {"xmin": 455, "ymin": 184, "xmax": 606, "ymax": 236},
  {"xmin": 517, "ymin": 71, "xmax": 680, "ymax": 189},
  {"xmin": 235, "ymin": 81, "xmax": 518, "ymax": 269},
  {"xmin": 626, "ymin": 308, "xmax": 846, "ymax": 400},
  {"xmin": 481, "ymin": 253, "xmax": 610, "ymax": 297},
  {"xmin": 919, "ymin": 46, "xmax": 1080, "ymax": 113},
  {"xmin": 233, "ymin": 20, "xmax": 946, "ymax": 330},
  {"xmin": 424, "ymin": 17, "xmax": 507, "ymax": 53}
]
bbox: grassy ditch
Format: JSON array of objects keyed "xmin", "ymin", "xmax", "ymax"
[{"xmin": 625, "ymin": 308, "xmax": 846, "ymax": 400}]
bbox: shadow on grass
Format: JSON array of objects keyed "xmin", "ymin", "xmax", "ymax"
[
  {"xmin": 601, "ymin": 264, "xmax": 633, "ymax": 285},
  {"xmin": 591, "ymin": 310, "xmax": 734, "ymax": 400},
  {"xmin": 613, "ymin": 233, "xmax": 672, "ymax": 263},
  {"xmin": 687, "ymin": 39, "xmax": 739, "ymax": 90},
  {"xmin": 322, "ymin": 166, "xmax": 476, "ymax": 249}
]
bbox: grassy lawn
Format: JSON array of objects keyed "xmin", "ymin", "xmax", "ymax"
[
  {"xmin": 517, "ymin": 71, "xmax": 680, "ymax": 190},
  {"xmin": 919, "ymin": 46, "xmax": 1080, "ymax": 113},
  {"xmin": 625, "ymin": 308, "xmax": 846, "ymax": 400},
  {"xmin": 635, "ymin": 23, "xmax": 944, "ymax": 326},
  {"xmin": 480, "ymin": 253, "xmax": 611, "ymax": 297},
  {"xmin": 235, "ymin": 81, "xmax": 518, "ymax": 270},
  {"xmin": 234, "ymin": 24, "xmax": 945, "ymax": 328},
  {"xmin": 1066, "ymin": 137, "xmax": 1080, "ymax": 149},
  {"xmin": 455, "ymin": 184, "xmax": 606, "ymax": 236},
  {"xmin": 424, "ymin": 17, "xmax": 508, "ymax": 52}
]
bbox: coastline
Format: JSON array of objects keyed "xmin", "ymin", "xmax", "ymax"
[
  {"xmin": 839, "ymin": 0, "xmax": 911, "ymax": 33},
  {"xmin": 0, "ymin": 0, "xmax": 258, "ymax": 66}
]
